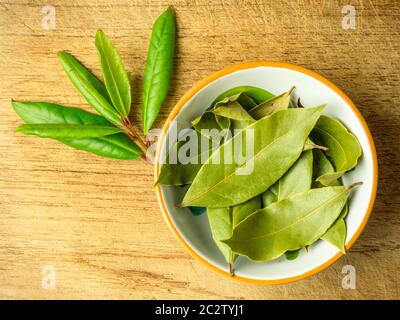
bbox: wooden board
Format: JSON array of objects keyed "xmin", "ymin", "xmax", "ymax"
[{"xmin": 0, "ymin": 0, "xmax": 399, "ymax": 299}]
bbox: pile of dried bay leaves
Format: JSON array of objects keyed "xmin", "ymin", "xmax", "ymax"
[{"xmin": 156, "ymin": 86, "xmax": 362, "ymax": 274}]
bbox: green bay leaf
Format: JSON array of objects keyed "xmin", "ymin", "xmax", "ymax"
[
  {"xmin": 142, "ymin": 7, "xmax": 176, "ymax": 134},
  {"xmin": 95, "ymin": 30, "xmax": 131, "ymax": 118},
  {"xmin": 16, "ymin": 124, "xmax": 123, "ymax": 139},
  {"xmin": 58, "ymin": 51, "xmax": 111, "ymax": 103},
  {"xmin": 12, "ymin": 101, "xmax": 141, "ymax": 159},
  {"xmin": 59, "ymin": 134, "xmax": 141, "ymax": 160},
  {"xmin": 58, "ymin": 51, "xmax": 122, "ymax": 126},
  {"xmin": 12, "ymin": 101, "xmax": 113, "ymax": 126}
]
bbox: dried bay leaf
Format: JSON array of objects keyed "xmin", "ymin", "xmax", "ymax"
[
  {"xmin": 213, "ymin": 103, "xmax": 255, "ymax": 122},
  {"xmin": 228, "ymin": 90, "xmax": 325, "ymax": 153},
  {"xmin": 157, "ymin": 112, "xmax": 231, "ymax": 186},
  {"xmin": 206, "ymin": 93, "xmax": 262, "ymax": 272},
  {"xmin": 312, "ymin": 149, "xmax": 341, "ymax": 188},
  {"xmin": 303, "ymin": 138, "xmax": 328, "ymax": 151},
  {"xmin": 181, "ymin": 105, "xmax": 325, "ymax": 208},
  {"xmin": 207, "ymin": 196, "xmax": 261, "ymax": 274},
  {"xmin": 261, "ymin": 150, "xmax": 313, "ymax": 207},
  {"xmin": 157, "ymin": 90, "xmax": 272, "ymax": 186},
  {"xmin": 211, "ymin": 86, "xmax": 274, "ymax": 107},
  {"xmin": 313, "ymin": 149, "xmax": 348, "ymax": 252},
  {"xmin": 230, "ymin": 87, "xmax": 295, "ymax": 134},
  {"xmin": 311, "ymin": 115, "xmax": 362, "ymax": 185},
  {"xmin": 224, "ymin": 185, "xmax": 354, "ymax": 262},
  {"xmin": 235, "ymin": 93, "xmax": 258, "ymax": 111},
  {"xmin": 321, "ymin": 203, "xmax": 348, "ymax": 253},
  {"xmin": 248, "ymin": 87, "xmax": 294, "ymax": 119},
  {"xmin": 261, "ymin": 149, "xmax": 313, "ymax": 261},
  {"xmin": 155, "ymin": 131, "xmax": 216, "ymax": 186},
  {"xmin": 214, "ymin": 92, "xmax": 257, "ymax": 111},
  {"xmin": 192, "ymin": 111, "xmax": 221, "ymax": 135},
  {"xmin": 210, "ymin": 93, "xmax": 257, "ymax": 125},
  {"xmin": 215, "ymin": 114, "xmax": 231, "ymax": 130},
  {"xmin": 207, "ymin": 207, "xmax": 234, "ymax": 265},
  {"xmin": 232, "ymin": 196, "xmax": 262, "ymax": 227}
]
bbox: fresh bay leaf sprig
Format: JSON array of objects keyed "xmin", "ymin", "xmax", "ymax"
[
  {"xmin": 12, "ymin": 101, "xmax": 142, "ymax": 159},
  {"xmin": 13, "ymin": 8, "xmax": 176, "ymax": 162}
]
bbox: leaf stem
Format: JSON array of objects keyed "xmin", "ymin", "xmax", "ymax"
[
  {"xmin": 311, "ymin": 143, "xmax": 328, "ymax": 151},
  {"xmin": 228, "ymin": 262, "xmax": 234, "ymax": 277},
  {"xmin": 229, "ymin": 252, "xmax": 235, "ymax": 276},
  {"xmin": 347, "ymin": 181, "xmax": 363, "ymax": 190},
  {"xmin": 122, "ymin": 117, "xmax": 152, "ymax": 163}
]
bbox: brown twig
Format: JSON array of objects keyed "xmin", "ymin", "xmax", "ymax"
[{"xmin": 122, "ymin": 117, "xmax": 152, "ymax": 163}]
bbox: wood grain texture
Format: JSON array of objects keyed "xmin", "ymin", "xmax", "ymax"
[{"xmin": 0, "ymin": 0, "xmax": 399, "ymax": 299}]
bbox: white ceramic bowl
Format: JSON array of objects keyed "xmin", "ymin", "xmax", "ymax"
[{"xmin": 154, "ymin": 62, "xmax": 377, "ymax": 284}]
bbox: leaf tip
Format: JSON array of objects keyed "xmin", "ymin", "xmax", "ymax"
[
  {"xmin": 11, "ymin": 100, "xmax": 22, "ymax": 113},
  {"xmin": 15, "ymin": 124, "xmax": 26, "ymax": 133},
  {"xmin": 96, "ymin": 29, "xmax": 104, "ymax": 36},
  {"xmin": 297, "ymin": 97, "xmax": 304, "ymax": 108},
  {"xmin": 58, "ymin": 50, "xmax": 72, "ymax": 61},
  {"xmin": 95, "ymin": 29, "xmax": 107, "ymax": 45}
]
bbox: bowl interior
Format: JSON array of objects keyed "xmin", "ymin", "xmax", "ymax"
[{"xmin": 157, "ymin": 65, "xmax": 375, "ymax": 281}]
